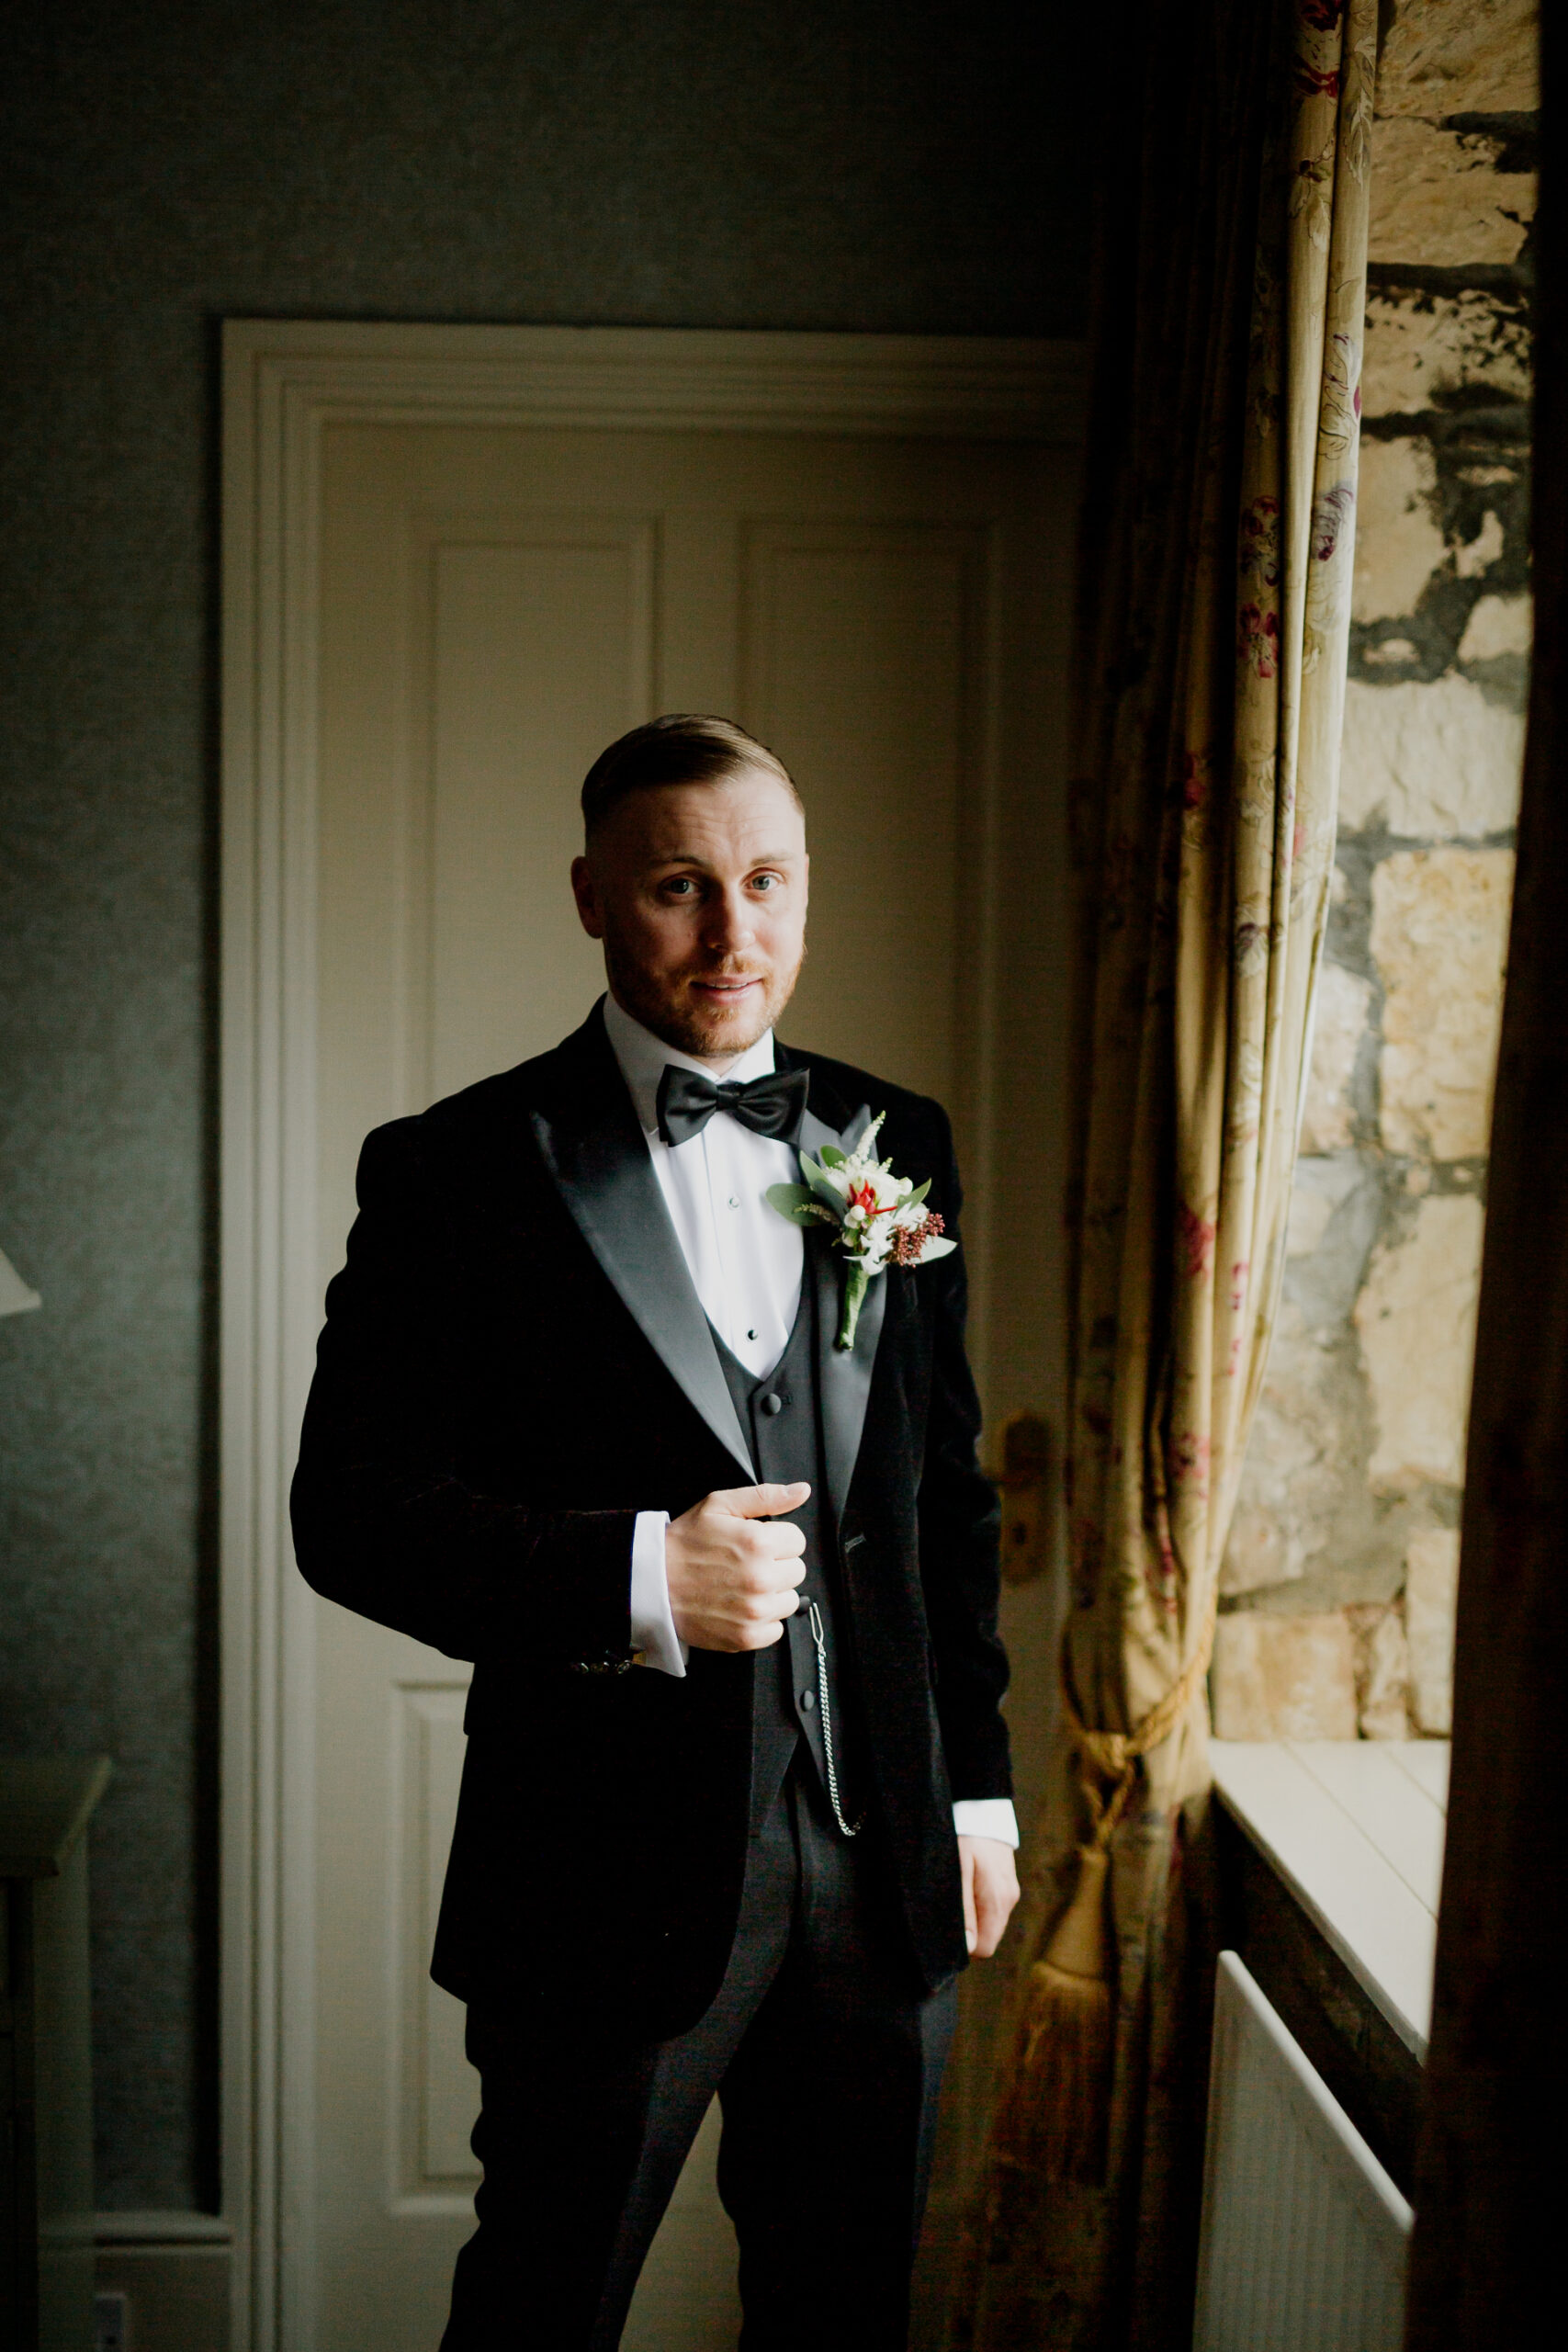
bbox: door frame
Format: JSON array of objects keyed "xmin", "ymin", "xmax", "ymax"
[{"xmin": 220, "ymin": 319, "xmax": 1083, "ymax": 2350}]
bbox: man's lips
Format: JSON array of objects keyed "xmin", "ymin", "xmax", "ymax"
[{"xmin": 690, "ymin": 975, "xmax": 763, "ymax": 997}]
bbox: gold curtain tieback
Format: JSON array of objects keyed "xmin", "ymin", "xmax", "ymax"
[
  {"xmin": 1059, "ymin": 1580, "xmax": 1219, "ymax": 1848},
  {"xmin": 991, "ymin": 1589, "xmax": 1219, "ymax": 2187}
]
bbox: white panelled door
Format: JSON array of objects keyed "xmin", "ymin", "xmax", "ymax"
[{"xmin": 299, "ymin": 393, "xmax": 1070, "ymax": 2350}]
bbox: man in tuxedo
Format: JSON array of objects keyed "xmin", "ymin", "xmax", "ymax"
[{"xmin": 291, "ymin": 714, "xmax": 1020, "ymax": 2348}]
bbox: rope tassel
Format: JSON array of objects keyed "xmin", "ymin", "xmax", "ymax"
[
  {"xmin": 991, "ymin": 1842, "xmax": 1116, "ymax": 2186},
  {"xmin": 988, "ymin": 1591, "xmax": 1216, "ymax": 2190}
]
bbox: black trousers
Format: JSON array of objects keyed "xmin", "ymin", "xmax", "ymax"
[{"xmin": 440, "ymin": 1763, "xmax": 957, "ymax": 2350}]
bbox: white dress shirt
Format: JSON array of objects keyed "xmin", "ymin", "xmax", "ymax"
[{"xmin": 603, "ymin": 995, "xmax": 1018, "ymax": 1849}]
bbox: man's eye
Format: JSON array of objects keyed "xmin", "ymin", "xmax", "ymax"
[
  {"xmin": 663, "ymin": 876, "xmax": 695, "ymax": 896},
  {"xmin": 750, "ymin": 874, "xmax": 780, "ymax": 892}
]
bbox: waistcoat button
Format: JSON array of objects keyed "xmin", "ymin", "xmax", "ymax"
[
  {"xmin": 800, "ymin": 1689, "xmax": 817, "ymax": 1711},
  {"xmin": 760, "ymin": 1392, "xmax": 784, "ymax": 1416}
]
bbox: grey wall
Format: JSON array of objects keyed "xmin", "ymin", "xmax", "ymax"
[{"xmin": 0, "ymin": 0, "xmax": 1094, "ymax": 2211}]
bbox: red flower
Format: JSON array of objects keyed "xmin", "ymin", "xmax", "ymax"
[
  {"xmin": 1178, "ymin": 1202, "xmax": 1215, "ymax": 1282},
  {"xmin": 1239, "ymin": 494, "xmax": 1281, "ymax": 588},
  {"xmin": 1172, "ymin": 1430, "xmax": 1212, "ymax": 1495},
  {"xmin": 1237, "ymin": 603, "xmax": 1280, "ymax": 679},
  {"xmin": 847, "ymin": 1180, "xmax": 880, "ymax": 1216},
  {"xmin": 1312, "ymin": 481, "xmax": 1356, "ymax": 563},
  {"xmin": 1181, "ymin": 750, "xmax": 1208, "ymax": 811},
  {"xmin": 890, "ymin": 1210, "xmax": 945, "ymax": 1267}
]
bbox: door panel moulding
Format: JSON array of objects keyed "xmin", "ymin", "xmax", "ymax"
[{"xmin": 220, "ymin": 320, "xmax": 1085, "ymax": 2352}]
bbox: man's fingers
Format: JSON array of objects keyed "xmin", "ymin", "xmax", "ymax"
[
  {"xmin": 750, "ymin": 1552, "xmax": 806, "ymax": 1586},
  {"xmin": 974, "ymin": 1879, "xmax": 1007, "ymax": 1956},
  {"xmin": 667, "ymin": 1485, "xmax": 814, "ymax": 1656},
  {"xmin": 750, "ymin": 1523, "xmax": 807, "ymax": 1565},
  {"xmin": 713, "ymin": 1481, "xmax": 811, "ymax": 1519},
  {"xmin": 725, "ymin": 1530, "xmax": 805, "ymax": 1583},
  {"xmin": 740, "ymin": 1583, "xmax": 797, "ymax": 1622},
  {"xmin": 959, "ymin": 1837, "xmax": 1021, "ymax": 1961}
]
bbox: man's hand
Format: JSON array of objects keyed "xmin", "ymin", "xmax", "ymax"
[
  {"xmin": 666, "ymin": 1482, "xmax": 810, "ymax": 1652},
  {"xmin": 958, "ymin": 1835, "xmax": 1020, "ymax": 1959}
]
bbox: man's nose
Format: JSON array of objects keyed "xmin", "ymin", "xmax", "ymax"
[{"xmin": 702, "ymin": 888, "xmax": 756, "ymax": 950}]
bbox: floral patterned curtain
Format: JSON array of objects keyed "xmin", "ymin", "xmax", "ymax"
[{"xmin": 953, "ymin": 2, "xmax": 1374, "ymax": 2345}]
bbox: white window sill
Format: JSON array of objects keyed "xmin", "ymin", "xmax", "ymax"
[{"xmin": 1210, "ymin": 1738, "xmax": 1450, "ymax": 2060}]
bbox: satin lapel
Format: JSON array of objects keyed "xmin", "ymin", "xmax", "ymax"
[
  {"xmin": 799, "ymin": 1103, "xmax": 885, "ymax": 1532},
  {"xmin": 530, "ymin": 1027, "xmax": 753, "ymax": 1482}
]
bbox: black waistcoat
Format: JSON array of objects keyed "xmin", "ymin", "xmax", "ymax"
[{"xmin": 708, "ymin": 1288, "xmax": 863, "ymax": 1836}]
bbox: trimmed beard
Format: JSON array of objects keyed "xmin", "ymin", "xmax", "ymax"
[{"xmin": 601, "ymin": 938, "xmax": 805, "ymax": 1065}]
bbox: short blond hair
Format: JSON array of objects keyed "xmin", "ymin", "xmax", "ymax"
[{"xmin": 580, "ymin": 715, "xmax": 800, "ymax": 838}]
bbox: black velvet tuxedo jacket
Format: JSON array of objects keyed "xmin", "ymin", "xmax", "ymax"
[{"xmin": 291, "ymin": 1002, "xmax": 1010, "ymax": 2042}]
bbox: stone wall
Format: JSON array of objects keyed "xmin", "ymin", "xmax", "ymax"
[{"xmin": 1212, "ymin": 0, "xmax": 1537, "ymax": 1741}]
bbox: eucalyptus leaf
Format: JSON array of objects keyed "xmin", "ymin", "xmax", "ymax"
[
  {"xmin": 818, "ymin": 1144, "xmax": 848, "ymax": 1169},
  {"xmin": 906, "ymin": 1178, "xmax": 931, "ymax": 1209},
  {"xmin": 767, "ymin": 1182, "xmax": 818, "ymax": 1216},
  {"xmin": 766, "ymin": 1183, "xmax": 836, "ymax": 1227}
]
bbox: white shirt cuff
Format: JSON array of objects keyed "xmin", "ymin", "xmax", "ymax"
[
  {"xmin": 953, "ymin": 1798, "xmax": 1020, "ymax": 1849},
  {"xmin": 630, "ymin": 1510, "xmax": 687, "ymax": 1678}
]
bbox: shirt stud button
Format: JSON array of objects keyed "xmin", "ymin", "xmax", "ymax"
[
  {"xmin": 761, "ymin": 1393, "xmax": 784, "ymax": 1417},
  {"xmin": 746, "ymin": 1329, "xmax": 757, "ymax": 1341}
]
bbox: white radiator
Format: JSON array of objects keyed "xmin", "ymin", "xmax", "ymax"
[{"xmin": 1193, "ymin": 1951, "xmax": 1412, "ymax": 2352}]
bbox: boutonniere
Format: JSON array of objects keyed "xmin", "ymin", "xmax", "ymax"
[{"xmin": 767, "ymin": 1114, "xmax": 956, "ymax": 1351}]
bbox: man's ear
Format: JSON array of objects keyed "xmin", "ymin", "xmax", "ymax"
[{"xmin": 570, "ymin": 854, "xmax": 604, "ymax": 941}]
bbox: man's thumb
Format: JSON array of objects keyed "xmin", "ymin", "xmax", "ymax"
[{"xmin": 728, "ymin": 1481, "xmax": 811, "ymax": 1518}]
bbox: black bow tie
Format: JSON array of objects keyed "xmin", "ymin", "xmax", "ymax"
[{"xmin": 656, "ymin": 1063, "xmax": 809, "ymax": 1149}]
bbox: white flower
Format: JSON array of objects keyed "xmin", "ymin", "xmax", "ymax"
[{"xmin": 766, "ymin": 1112, "xmax": 956, "ymax": 1347}]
